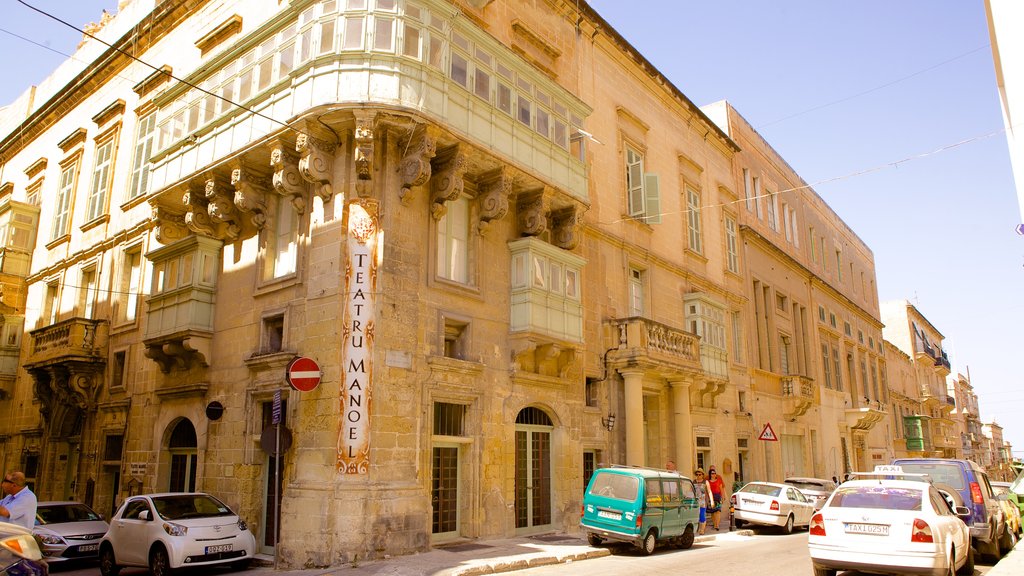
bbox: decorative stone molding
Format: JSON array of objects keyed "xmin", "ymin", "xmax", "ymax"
[
  {"xmin": 231, "ymin": 165, "xmax": 269, "ymax": 230},
  {"xmin": 551, "ymin": 204, "xmax": 584, "ymax": 249},
  {"xmin": 270, "ymin": 140, "xmax": 308, "ymax": 214},
  {"xmin": 397, "ymin": 126, "xmax": 437, "ymax": 204},
  {"xmin": 296, "ymin": 129, "xmax": 336, "ymax": 203},
  {"xmin": 353, "ymin": 111, "xmax": 375, "ymax": 198},
  {"xmin": 430, "ymin": 144, "xmax": 468, "ymax": 220},
  {"xmin": 144, "ymin": 336, "xmax": 210, "ymax": 374},
  {"xmin": 183, "ymin": 182, "xmax": 238, "ymax": 240},
  {"xmin": 476, "ymin": 166, "xmax": 512, "ymax": 235},
  {"xmin": 517, "ymin": 187, "xmax": 550, "ymax": 236},
  {"xmin": 153, "ymin": 206, "xmax": 187, "ymax": 244}
]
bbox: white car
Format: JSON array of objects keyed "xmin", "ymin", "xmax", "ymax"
[
  {"xmin": 98, "ymin": 492, "xmax": 256, "ymax": 576},
  {"xmin": 808, "ymin": 468, "xmax": 973, "ymax": 576},
  {"xmin": 731, "ymin": 481, "xmax": 816, "ymax": 533}
]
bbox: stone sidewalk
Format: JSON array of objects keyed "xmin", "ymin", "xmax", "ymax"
[{"xmin": 249, "ymin": 530, "xmax": 741, "ymax": 576}]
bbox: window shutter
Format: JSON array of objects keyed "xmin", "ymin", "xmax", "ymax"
[{"xmin": 643, "ymin": 173, "xmax": 660, "ymax": 224}]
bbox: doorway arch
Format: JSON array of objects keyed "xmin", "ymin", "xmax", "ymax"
[
  {"xmin": 514, "ymin": 406, "xmax": 553, "ymax": 531},
  {"xmin": 166, "ymin": 418, "xmax": 198, "ymax": 492}
]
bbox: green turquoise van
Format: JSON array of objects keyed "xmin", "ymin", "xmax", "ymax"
[{"xmin": 580, "ymin": 466, "xmax": 701, "ymax": 555}]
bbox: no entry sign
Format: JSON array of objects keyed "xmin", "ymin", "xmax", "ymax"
[{"xmin": 287, "ymin": 356, "xmax": 322, "ymax": 392}]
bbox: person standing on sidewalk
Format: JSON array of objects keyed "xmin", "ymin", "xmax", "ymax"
[
  {"xmin": 0, "ymin": 471, "xmax": 37, "ymax": 530},
  {"xmin": 693, "ymin": 468, "xmax": 713, "ymax": 535},
  {"xmin": 707, "ymin": 466, "xmax": 725, "ymax": 531}
]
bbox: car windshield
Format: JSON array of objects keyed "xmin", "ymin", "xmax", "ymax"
[
  {"xmin": 739, "ymin": 483, "xmax": 781, "ymax": 496},
  {"xmin": 152, "ymin": 495, "xmax": 235, "ymax": 520},
  {"xmin": 36, "ymin": 503, "xmax": 102, "ymax": 524},
  {"xmin": 785, "ymin": 480, "xmax": 827, "ymax": 491},
  {"xmin": 894, "ymin": 463, "xmax": 965, "ymax": 490},
  {"xmin": 829, "ymin": 486, "xmax": 922, "ymax": 510},
  {"xmin": 588, "ymin": 472, "xmax": 640, "ymax": 502}
]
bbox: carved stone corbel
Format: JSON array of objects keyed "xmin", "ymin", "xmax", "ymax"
[
  {"xmin": 183, "ymin": 183, "xmax": 217, "ymax": 237},
  {"xmin": 205, "ymin": 175, "xmax": 236, "ymax": 223},
  {"xmin": 296, "ymin": 130, "xmax": 336, "ymax": 203},
  {"xmin": 271, "ymin": 140, "xmax": 308, "ymax": 214},
  {"xmin": 231, "ymin": 165, "xmax": 269, "ymax": 230},
  {"xmin": 353, "ymin": 111, "xmax": 376, "ymax": 198},
  {"xmin": 476, "ymin": 166, "xmax": 512, "ymax": 235},
  {"xmin": 517, "ymin": 187, "xmax": 550, "ymax": 236},
  {"xmin": 152, "ymin": 205, "xmax": 187, "ymax": 244},
  {"xmin": 397, "ymin": 126, "xmax": 437, "ymax": 204},
  {"xmin": 551, "ymin": 204, "xmax": 585, "ymax": 249},
  {"xmin": 430, "ymin": 145, "xmax": 468, "ymax": 220}
]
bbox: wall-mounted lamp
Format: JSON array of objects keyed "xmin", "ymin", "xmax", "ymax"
[
  {"xmin": 723, "ymin": 409, "xmax": 731, "ymax": 415},
  {"xmin": 601, "ymin": 413, "xmax": 616, "ymax": 431}
]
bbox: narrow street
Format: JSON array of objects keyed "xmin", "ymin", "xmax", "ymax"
[{"xmin": 509, "ymin": 531, "xmax": 1001, "ymax": 576}]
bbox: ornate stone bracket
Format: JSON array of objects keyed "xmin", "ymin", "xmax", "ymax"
[
  {"xmin": 205, "ymin": 174, "xmax": 236, "ymax": 223},
  {"xmin": 271, "ymin": 139, "xmax": 309, "ymax": 214},
  {"xmin": 144, "ymin": 336, "xmax": 211, "ymax": 374},
  {"xmin": 430, "ymin": 144, "xmax": 468, "ymax": 220},
  {"xmin": 397, "ymin": 126, "xmax": 437, "ymax": 205},
  {"xmin": 517, "ymin": 187, "xmax": 550, "ymax": 236},
  {"xmin": 153, "ymin": 206, "xmax": 188, "ymax": 245},
  {"xmin": 232, "ymin": 165, "xmax": 269, "ymax": 230},
  {"xmin": 354, "ymin": 111, "xmax": 375, "ymax": 198},
  {"xmin": 28, "ymin": 362, "xmax": 104, "ymax": 439},
  {"xmin": 551, "ymin": 204, "xmax": 585, "ymax": 249},
  {"xmin": 476, "ymin": 167, "xmax": 512, "ymax": 235},
  {"xmin": 296, "ymin": 129, "xmax": 337, "ymax": 203},
  {"xmin": 183, "ymin": 182, "xmax": 239, "ymax": 241},
  {"xmin": 512, "ymin": 341, "xmax": 578, "ymax": 378}
]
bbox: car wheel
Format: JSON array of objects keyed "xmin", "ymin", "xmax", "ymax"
[
  {"xmin": 150, "ymin": 545, "xmax": 174, "ymax": 576},
  {"xmin": 679, "ymin": 525, "xmax": 695, "ymax": 550},
  {"xmin": 782, "ymin": 514, "xmax": 794, "ymax": 535},
  {"xmin": 812, "ymin": 565, "xmax": 836, "ymax": 576},
  {"xmin": 734, "ymin": 519, "xmax": 745, "ymax": 529},
  {"xmin": 99, "ymin": 545, "xmax": 120, "ymax": 576},
  {"xmin": 586, "ymin": 533, "xmax": 603, "ymax": 547},
  {"xmin": 640, "ymin": 530, "xmax": 657, "ymax": 555},
  {"xmin": 957, "ymin": 543, "xmax": 974, "ymax": 576},
  {"xmin": 998, "ymin": 523, "xmax": 1015, "ymax": 554}
]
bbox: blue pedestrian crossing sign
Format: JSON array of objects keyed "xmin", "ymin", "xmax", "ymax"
[{"xmin": 758, "ymin": 422, "xmax": 778, "ymax": 442}]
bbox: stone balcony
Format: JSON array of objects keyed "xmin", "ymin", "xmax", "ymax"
[
  {"xmin": 26, "ymin": 317, "xmax": 108, "ymax": 368},
  {"xmin": 782, "ymin": 375, "xmax": 817, "ymax": 419},
  {"xmin": 845, "ymin": 405, "xmax": 886, "ymax": 432},
  {"xmin": 606, "ymin": 317, "xmax": 701, "ymax": 377}
]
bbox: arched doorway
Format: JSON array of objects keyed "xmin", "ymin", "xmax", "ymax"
[
  {"xmin": 167, "ymin": 418, "xmax": 197, "ymax": 492},
  {"xmin": 514, "ymin": 406, "xmax": 553, "ymax": 531}
]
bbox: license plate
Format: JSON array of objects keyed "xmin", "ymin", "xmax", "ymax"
[
  {"xmin": 597, "ymin": 510, "xmax": 621, "ymax": 521},
  {"xmin": 742, "ymin": 498, "xmax": 758, "ymax": 506},
  {"xmin": 205, "ymin": 544, "xmax": 233, "ymax": 554},
  {"xmin": 78, "ymin": 544, "xmax": 99, "ymax": 552},
  {"xmin": 844, "ymin": 523, "xmax": 889, "ymax": 535}
]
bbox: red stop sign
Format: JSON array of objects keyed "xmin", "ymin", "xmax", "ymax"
[{"xmin": 287, "ymin": 356, "xmax": 322, "ymax": 392}]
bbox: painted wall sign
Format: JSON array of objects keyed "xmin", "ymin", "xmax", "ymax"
[{"xmin": 337, "ymin": 199, "xmax": 379, "ymax": 474}]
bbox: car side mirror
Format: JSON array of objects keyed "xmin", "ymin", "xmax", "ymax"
[
  {"xmin": 139, "ymin": 510, "xmax": 150, "ymax": 521},
  {"xmin": 954, "ymin": 505, "xmax": 971, "ymax": 518}
]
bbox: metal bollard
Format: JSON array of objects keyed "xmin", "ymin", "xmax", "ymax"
[{"xmin": 729, "ymin": 504, "xmax": 736, "ymax": 531}]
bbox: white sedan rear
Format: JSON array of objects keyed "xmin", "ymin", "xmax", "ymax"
[
  {"xmin": 808, "ymin": 479, "xmax": 972, "ymax": 576},
  {"xmin": 731, "ymin": 481, "xmax": 815, "ymax": 534}
]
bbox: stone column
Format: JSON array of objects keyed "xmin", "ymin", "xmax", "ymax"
[
  {"xmin": 622, "ymin": 369, "xmax": 645, "ymax": 466},
  {"xmin": 670, "ymin": 379, "xmax": 694, "ymax": 475}
]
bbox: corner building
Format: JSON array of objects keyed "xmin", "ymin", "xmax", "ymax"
[{"xmin": 0, "ymin": 0, "xmax": 887, "ymax": 567}]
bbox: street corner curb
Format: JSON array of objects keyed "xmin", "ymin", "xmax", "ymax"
[{"xmin": 449, "ymin": 547, "xmax": 611, "ymax": 576}]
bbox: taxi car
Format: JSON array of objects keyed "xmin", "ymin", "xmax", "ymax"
[
  {"xmin": 808, "ymin": 466, "xmax": 973, "ymax": 576},
  {"xmin": 990, "ymin": 481, "xmax": 1022, "ymax": 539},
  {"xmin": 731, "ymin": 481, "xmax": 815, "ymax": 534},
  {"xmin": 98, "ymin": 492, "xmax": 255, "ymax": 576}
]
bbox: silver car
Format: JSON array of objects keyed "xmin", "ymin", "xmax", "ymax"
[
  {"xmin": 783, "ymin": 477, "xmax": 837, "ymax": 510},
  {"xmin": 34, "ymin": 501, "xmax": 109, "ymax": 563}
]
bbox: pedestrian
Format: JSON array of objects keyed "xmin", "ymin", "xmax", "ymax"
[
  {"xmin": 0, "ymin": 471, "xmax": 37, "ymax": 530},
  {"xmin": 693, "ymin": 468, "xmax": 713, "ymax": 535},
  {"xmin": 665, "ymin": 460, "xmax": 677, "ymax": 472},
  {"xmin": 707, "ymin": 466, "xmax": 725, "ymax": 531}
]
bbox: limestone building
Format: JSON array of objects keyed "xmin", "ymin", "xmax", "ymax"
[{"xmin": 0, "ymin": 0, "xmax": 896, "ymax": 566}]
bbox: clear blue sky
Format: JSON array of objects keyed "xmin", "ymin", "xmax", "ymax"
[{"xmin": 2, "ymin": 1, "xmax": 1021, "ymax": 455}]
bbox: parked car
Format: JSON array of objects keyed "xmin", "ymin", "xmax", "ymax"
[
  {"xmin": 731, "ymin": 481, "xmax": 815, "ymax": 533},
  {"xmin": 0, "ymin": 522, "xmax": 48, "ymax": 576},
  {"xmin": 98, "ymin": 492, "xmax": 256, "ymax": 576},
  {"xmin": 783, "ymin": 477, "xmax": 837, "ymax": 510},
  {"xmin": 33, "ymin": 501, "xmax": 109, "ymax": 563},
  {"xmin": 580, "ymin": 466, "xmax": 701, "ymax": 555},
  {"xmin": 892, "ymin": 457, "xmax": 1012, "ymax": 561},
  {"xmin": 808, "ymin": 465, "xmax": 973, "ymax": 576},
  {"xmin": 990, "ymin": 482, "xmax": 1022, "ymax": 539},
  {"xmin": 1006, "ymin": 468, "xmax": 1024, "ymax": 517}
]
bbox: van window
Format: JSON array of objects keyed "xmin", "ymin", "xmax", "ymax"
[
  {"xmin": 588, "ymin": 471, "xmax": 640, "ymax": 501},
  {"xmin": 645, "ymin": 479, "xmax": 664, "ymax": 505},
  {"xmin": 895, "ymin": 462, "xmax": 965, "ymax": 490}
]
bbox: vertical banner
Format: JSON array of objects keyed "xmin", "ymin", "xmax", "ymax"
[{"xmin": 338, "ymin": 199, "xmax": 379, "ymax": 474}]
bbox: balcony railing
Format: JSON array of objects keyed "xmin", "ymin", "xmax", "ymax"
[
  {"xmin": 607, "ymin": 317, "xmax": 701, "ymax": 376},
  {"xmin": 27, "ymin": 317, "xmax": 108, "ymax": 366},
  {"xmin": 782, "ymin": 375, "xmax": 816, "ymax": 419}
]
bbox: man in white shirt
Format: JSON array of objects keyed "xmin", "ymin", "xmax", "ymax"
[{"xmin": 0, "ymin": 471, "xmax": 37, "ymax": 530}]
